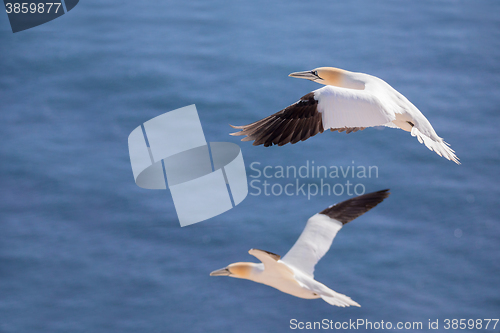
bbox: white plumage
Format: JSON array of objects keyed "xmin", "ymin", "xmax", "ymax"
[{"xmin": 314, "ymin": 85, "xmax": 394, "ymax": 129}]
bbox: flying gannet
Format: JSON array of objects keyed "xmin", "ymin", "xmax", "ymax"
[
  {"xmin": 210, "ymin": 189, "xmax": 390, "ymax": 307},
  {"xmin": 231, "ymin": 67, "xmax": 459, "ymax": 164}
]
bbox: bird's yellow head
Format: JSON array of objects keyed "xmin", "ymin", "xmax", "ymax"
[
  {"xmin": 210, "ymin": 262, "xmax": 255, "ymax": 280},
  {"xmin": 289, "ymin": 67, "xmax": 365, "ymax": 90}
]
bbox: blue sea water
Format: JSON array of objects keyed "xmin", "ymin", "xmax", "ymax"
[{"xmin": 0, "ymin": 0, "xmax": 499, "ymax": 332}]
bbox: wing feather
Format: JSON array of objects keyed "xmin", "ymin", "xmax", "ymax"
[
  {"xmin": 411, "ymin": 126, "xmax": 460, "ymax": 164},
  {"xmin": 281, "ymin": 190, "xmax": 390, "ymax": 278},
  {"xmin": 230, "ymin": 92, "xmax": 322, "ymax": 147},
  {"xmin": 248, "ymin": 249, "xmax": 281, "ymax": 268},
  {"xmin": 281, "ymin": 214, "xmax": 343, "ymax": 278}
]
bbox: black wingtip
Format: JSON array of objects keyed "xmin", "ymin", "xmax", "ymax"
[
  {"xmin": 319, "ymin": 189, "xmax": 390, "ymax": 225},
  {"xmin": 226, "ymin": 93, "xmax": 321, "ymax": 147}
]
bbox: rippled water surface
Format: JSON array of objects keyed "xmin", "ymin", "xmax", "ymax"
[{"xmin": 0, "ymin": 1, "xmax": 499, "ymax": 332}]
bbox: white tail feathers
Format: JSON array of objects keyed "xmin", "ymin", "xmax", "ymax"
[
  {"xmin": 320, "ymin": 293, "xmax": 361, "ymax": 307},
  {"xmin": 410, "ymin": 127, "xmax": 460, "ymax": 164}
]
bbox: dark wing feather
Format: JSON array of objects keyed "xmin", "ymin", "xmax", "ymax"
[
  {"xmin": 319, "ymin": 189, "xmax": 390, "ymax": 225},
  {"xmin": 230, "ymin": 92, "xmax": 323, "ymax": 147},
  {"xmin": 331, "ymin": 127, "xmax": 366, "ymax": 133}
]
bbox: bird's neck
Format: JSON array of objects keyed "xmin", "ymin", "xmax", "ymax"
[{"xmin": 248, "ymin": 263, "xmax": 265, "ymax": 280}]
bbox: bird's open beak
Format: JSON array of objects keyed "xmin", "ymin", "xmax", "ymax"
[
  {"xmin": 289, "ymin": 70, "xmax": 321, "ymax": 81},
  {"xmin": 210, "ymin": 267, "xmax": 231, "ymax": 276}
]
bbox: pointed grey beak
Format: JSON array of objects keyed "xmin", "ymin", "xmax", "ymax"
[
  {"xmin": 210, "ymin": 267, "xmax": 231, "ymax": 276},
  {"xmin": 289, "ymin": 70, "xmax": 321, "ymax": 81}
]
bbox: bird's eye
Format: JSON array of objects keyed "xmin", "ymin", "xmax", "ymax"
[{"xmin": 312, "ymin": 71, "xmax": 318, "ymax": 76}]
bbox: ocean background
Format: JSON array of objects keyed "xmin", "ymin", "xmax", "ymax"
[{"xmin": 0, "ymin": 0, "xmax": 499, "ymax": 332}]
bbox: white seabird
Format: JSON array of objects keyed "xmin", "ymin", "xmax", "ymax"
[
  {"xmin": 210, "ymin": 189, "xmax": 390, "ymax": 307},
  {"xmin": 231, "ymin": 67, "xmax": 459, "ymax": 164}
]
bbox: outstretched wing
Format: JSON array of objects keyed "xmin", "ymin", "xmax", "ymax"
[
  {"xmin": 230, "ymin": 86, "xmax": 396, "ymax": 147},
  {"xmin": 281, "ymin": 189, "xmax": 390, "ymax": 278},
  {"xmin": 230, "ymin": 92, "xmax": 324, "ymax": 147}
]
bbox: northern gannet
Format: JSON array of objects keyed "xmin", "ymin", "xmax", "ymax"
[
  {"xmin": 231, "ymin": 67, "xmax": 459, "ymax": 164},
  {"xmin": 210, "ymin": 189, "xmax": 390, "ymax": 307}
]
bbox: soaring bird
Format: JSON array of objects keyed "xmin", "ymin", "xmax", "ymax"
[
  {"xmin": 231, "ymin": 67, "xmax": 459, "ymax": 164},
  {"xmin": 210, "ymin": 189, "xmax": 390, "ymax": 307}
]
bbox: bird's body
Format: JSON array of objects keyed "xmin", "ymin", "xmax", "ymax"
[
  {"xmin": 210, "ymin": 190, "xmax": 390, "ymax": 307},
  {"xmin": 226, "ymin": 256, "xmax": 322, "ymax": 300},
  {"xmin": 231, "ymin": 67, "xmax": 459, "ymax": 164}
]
